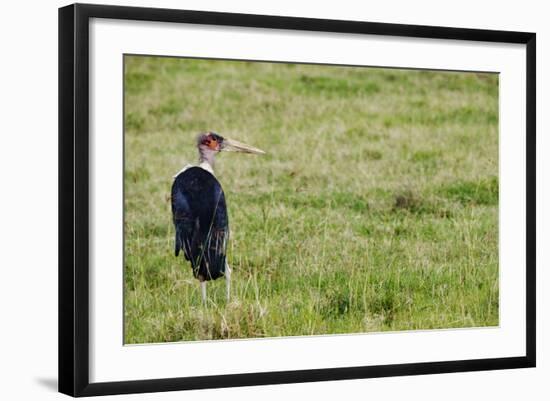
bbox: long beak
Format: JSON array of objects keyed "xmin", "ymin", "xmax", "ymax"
[{"xmin": 222, "ymin": 138, "xmax": 266, "ymax": 155}]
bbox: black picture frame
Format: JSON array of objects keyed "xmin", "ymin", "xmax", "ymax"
[{"xmin": 59, "ymin": 3, "xmax": 536, "ymax": 397}]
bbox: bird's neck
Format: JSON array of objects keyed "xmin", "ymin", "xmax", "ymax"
[{"xmin": 198, "ymin": 148, "xmax": 216, "ymax": 173}]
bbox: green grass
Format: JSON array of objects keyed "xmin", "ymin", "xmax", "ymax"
[{"xmin": 124, "ymin": 56, "xmax": 499, "ymax": 343}]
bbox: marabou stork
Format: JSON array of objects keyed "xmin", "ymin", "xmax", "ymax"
[{"xmin": 171, "ymin": 132, "xmax": 265, "ymax": 304}]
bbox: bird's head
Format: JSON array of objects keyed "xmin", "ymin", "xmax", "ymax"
[{"xmin": 197, "ymin": 132, "xmax": 265, "ymax": 163}]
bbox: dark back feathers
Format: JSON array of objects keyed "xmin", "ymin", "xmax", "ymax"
[{"xmin": 171, "ymin": 167, "xmax": 229, "ymax": 281}]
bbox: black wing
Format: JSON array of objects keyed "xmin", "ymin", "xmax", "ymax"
[{"xmin": 171, "ymin": 167, "xmax": 229, "ymax": 281}]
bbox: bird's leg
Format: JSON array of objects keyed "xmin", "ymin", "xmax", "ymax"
[
  {"xmin": 225, "ymin": 262, "xmax": 232, "ymax": 303},
  {"xmin": 199, "ymin": 279, "xmax": 207, "ymax": 305}
]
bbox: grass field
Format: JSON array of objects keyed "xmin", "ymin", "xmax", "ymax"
[{"xmin": 124, "ymin": 55, "xmax": 499, "ymax": 344}]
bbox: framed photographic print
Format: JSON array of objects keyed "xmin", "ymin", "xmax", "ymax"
[{"xmin": 58, "ymin": 3, "xmax": 536, "ymax": 397}]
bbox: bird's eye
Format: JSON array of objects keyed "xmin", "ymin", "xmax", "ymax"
[{"xmin": 207, "ymin": 138, "xmax": 219, "ymax": 149}]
